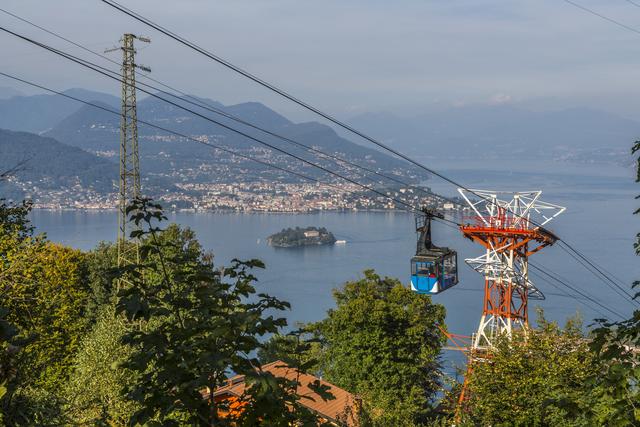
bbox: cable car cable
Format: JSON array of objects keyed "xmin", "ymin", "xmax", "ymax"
[
  {"xmin": 0, "ymin": 8, "xmax": 458, "ymax": 209},
  {"xmin": 557, "ymin": 242, "xmax": 639, "ymax": 306},
  {"xmin": 562, "ymin": 0, "xmax": 640, "ymax": 36},
  {"xmin": 0, "ymin": 26, "xmax": 438, "ymax": 215},
  {"xmin": 98, "ymin": 0, "xmax": 637, "ymax": 305},
  {"xmin": 529, "ymin": 263, "xmax": 624, "ymax": 320},
  {"xmin": 438, "ymin": 217, "xmax": 624, "ymax": 318},
  {"xmin": 0, "ymin": 70, "xmax": 434, "ymax": 218},
  {"xmin": 528, "ymin": 270, "xmax": 612, "ymax": 319}
]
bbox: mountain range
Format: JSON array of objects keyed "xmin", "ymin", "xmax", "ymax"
[
  {"xmin": 347, "ymin": 104, "xmax": 639, "ymax": 159},
  {"xmin": 0, "ymin": 88, "xmax": 637, "ymax": 205}
]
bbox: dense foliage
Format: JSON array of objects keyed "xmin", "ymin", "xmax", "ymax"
[
  {"xmin": 0, "ymin": 199, "xmax": 90, "ymax": 424},
  {"xmin": 0, "ymin": 139, "xmax": 638, "ymax": 425},
  {"xmin": 115, "ymin": 198, "xmax": 334, "ymax": 425},
  {"xmin": 306, "ymin": 270, "xmax": 446, "ymax": 426},
  {"xmin": 463, "ymin": 312, "xmax": 599, "ymax": 426},
  {"xmin": 0, "ymin": 198, "xmax": 339, "ymax": 425},
  {"xmin": 64, "ymin": 306, "xmax": 138, "ymax": 424}
]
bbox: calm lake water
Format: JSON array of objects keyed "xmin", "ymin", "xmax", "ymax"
[{"xmin": 30, "ymin": 159, "xmax": 639, "ymax": 369}]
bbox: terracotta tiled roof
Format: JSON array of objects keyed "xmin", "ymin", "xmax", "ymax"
[{"xmin": 214, "ymin": 360, "xmax": 359, "ymax": 426}]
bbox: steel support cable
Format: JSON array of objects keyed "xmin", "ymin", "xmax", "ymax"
[
  {"xmin": 99, "ymin": 0, "xmax": 637, "ymax": 305},
  {"xmin": 0, "ymin": 27, "xmax": 436, "ymax": 215},
  {"xmin": 528, "ymin": 270, "xmax": 610, "ymax": 319},
  {"xmin": 1, "ymin": 28, "xmax": 625, "ymax": 322},
  {"xmin": 0, "ymin": 7, "xmax": 457, "ymax": 208},
  {"xmin": 624, "ymin": 0, "xmax": 640, "ymax": 9},
  {"xmin": 529, "ymin": 263, "xmax": 625, "ymax": 320},
  {"xmin": 559, "ymin": 240, "xmax": 635, "ymax": 293},
  {"xmin": 562, "ymin": 0, "xmax": 640, "ymax": 36},
  {"xmin": 439, "ymin": 217, "xmax": 622, "ymax": 318},
  {"xmin": 557, "ymin": 241, "xmax": 639, "ymax": 307},
  {"xmin": 0, "ymin": 70, "xmax": 429, "ymax": 217},
  {"xmin": 96, "ymin": 0, "xmax": 506, "ymax": 203}
]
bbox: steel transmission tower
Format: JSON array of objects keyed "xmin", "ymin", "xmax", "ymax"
[
  {"xmin": 106, "ymin": 34, "xmax": 151, "ymax": 279},
  {"xmin": 458, "ymin": 189, "xmax": 565, "ymax": 351},
  {"xmin": 450, "ymin": 189, "xmax": 565, "ymax": 415}
]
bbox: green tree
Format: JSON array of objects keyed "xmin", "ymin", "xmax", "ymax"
[
  {"xmin": 554, "ymin": 141, "xmax": 640, "ymax": 425},
  {"xmin": 308, "ymin": 269, "xmax": 446, "ymax": 426},
  {"xmin": 1, "ymin": 241, "xmax": 89, "ymax": 391},
  {"xmin": 117, "ymin": 198, "xmax": 327, "ymax": 425},
  {"xmin": 0, "ymin": 199, "xmax": 88, "ymax": 425},
  {"xmin": 64, "ymin": 306, "xmax": 139, "ymax": 425},
  {"xmin": 83, "ymin": 241, "xmax": 119, "ymax": 323},
  {"xmin": 463, "ymin": 312, "xmax": 598, "ymax": 426}
]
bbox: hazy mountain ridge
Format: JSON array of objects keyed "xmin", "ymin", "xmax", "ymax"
[
  {"xmin": 0, "ymin": 128, "xmax": 117, "ymax": 201},
  {"xmin": 42, "ymin": 92, "xmax": 423, "ymax": 182},
  {"xmin": 0, "ymin": 89, "xmax": 119, "ymax": 134},
  {"xmin": 347, "ymin": 104, "xmax": 639, "ymax": 160}
]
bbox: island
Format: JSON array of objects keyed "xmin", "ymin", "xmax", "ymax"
[{"xmin": 267, "ymin": 226, "xmax": 337, "ymax": 248}]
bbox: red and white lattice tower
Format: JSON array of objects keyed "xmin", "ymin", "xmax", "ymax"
[{"xmin": 458, "ymin": 189, "xmax": 565, "ymax": 351}]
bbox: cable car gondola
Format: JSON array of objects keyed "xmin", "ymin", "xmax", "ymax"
[{"xmin": 410, "ymin": 209, "xmax": 458, "ymax": 295}]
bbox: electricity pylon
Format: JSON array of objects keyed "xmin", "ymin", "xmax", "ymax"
[{"xmin": 106, "ymin": 34, "xmax": 151, "ymax": 284}]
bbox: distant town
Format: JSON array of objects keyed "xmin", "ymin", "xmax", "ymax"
[{"xmin": 9, "ymin": 175, "xmax": 465, "ymax": 213}]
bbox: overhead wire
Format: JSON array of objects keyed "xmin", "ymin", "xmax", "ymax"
[
  {"xmin": 558, "ymin": 242, "xmax": 638, "ymax": 306},
  {"xmin": 98, "ymin": 0, "xmax": 639, "ymax": 307},
  {"xmin": 0, "ymin": 70, "xmax": 430, "ymax": 218},
  {"xmin": 529, "ymin": 262, "xmax": 625, "ymax": 320},
  {"xmin": 624, "ymin": 0, "xmax": 640, "ymax": 9},
  {"xmin": 562, "ymin": 0, "xmax": 640, "ymax": 36},
  {"xmin": 0, "ymin": 26, "xmax": 444, "ymax": 217},
  {"xmin": 0, "ymin": 7, "xmax": 460, "ymax": 209},
  {"xmin": 2, "ymin": 9, "xmax": 632, "ymax": 316}
]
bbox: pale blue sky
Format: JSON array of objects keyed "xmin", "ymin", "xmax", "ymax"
[{"xmin": 2, "ymin": 0, "xmax": 640, "ymax": 118}]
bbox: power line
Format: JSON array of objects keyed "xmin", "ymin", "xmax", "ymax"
[
  {"xmin": 558, "ymin": 241, "xmax": 639, "ymax": 306},
  {"xmin": 0, "ymin": 70, "xmax": 421, "ymax": 216},
  {"xmin": 4, "ymin": 12, "xmax": 633, "ymax": 313},
  {"xmin": 0, "ymin": 26, "xmax": 440, "ymax": 216},
  {"xmin": 98, "ymin": 0, "xmax": 639, "ymax": 308},
  {"xmin": 562, "ymin": 0, "xmax": 640, "ymax": 36},
  {"xmin": 529, "ymin": 262, "xmax": 625, "ymax": 320},
  {"xmin": 0, "ymin": 7, "xmax": 458, "ymax": 209},
  {"xmin": 624, "ymin": 0, "xmax": 640, "ymax": 9}
]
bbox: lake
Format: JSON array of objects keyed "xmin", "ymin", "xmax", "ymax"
[{"xmin": 30, "ymin": 159, "xmax": 639, "ymax": 370}]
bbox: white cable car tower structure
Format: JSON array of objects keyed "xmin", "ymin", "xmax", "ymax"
[{"xmin": 458, "ymin": 189, "xmax": 565, "ymax": 350}]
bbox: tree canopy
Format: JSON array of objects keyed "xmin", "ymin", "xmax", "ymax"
[{"xmin": 307, "ymin": 269, "xmax": 446, "ymax": 426}]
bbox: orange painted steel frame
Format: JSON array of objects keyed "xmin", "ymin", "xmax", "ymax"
[{"xmin": 461, "ymin": 221, "xmax": 555, "ymax": 329}]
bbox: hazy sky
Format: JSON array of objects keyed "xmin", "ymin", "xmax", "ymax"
[{"xmin": 3, "ymin": 0, "xmax": 640, "ymax": 119}]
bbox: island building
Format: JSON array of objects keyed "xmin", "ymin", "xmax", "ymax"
[{"xmin": 303, "ymin": 230, "xmax": 320, "ymax": 238}]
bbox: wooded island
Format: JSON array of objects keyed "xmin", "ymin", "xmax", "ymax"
[{"xmin": 267, "ymin": 226, "xmax": 337, "ymax": 247}]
